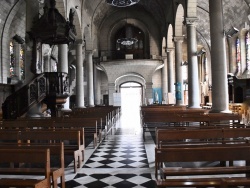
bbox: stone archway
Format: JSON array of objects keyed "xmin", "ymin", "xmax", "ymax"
[
  {"xmin": 115, "ymin": 73, "xmax": 146, "ymax": 105},
  {"xmin": 1, "ymin": 0, "xmax": 24, "ymax": 83}
]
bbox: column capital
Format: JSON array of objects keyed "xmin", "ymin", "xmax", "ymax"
[
  {"xmin": 173, "ymin": 36, "xmax": 184, "ymax": 42},
  {"xmin": 185, "ymin": 17, "xmax": 198, "ymax": 25}
]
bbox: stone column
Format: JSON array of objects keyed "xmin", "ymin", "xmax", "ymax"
[
  {"xmin": 167, "ymin": 48, "xmax": 175, "ymax": 94},
  {"xmin": 174, "ymin": 37, "xmax": 184, "ymax": 106},
  {"xmin": 186, "ymin": 17, "xmax": 201, "ymax": 108},
  {"xmin": 58, "ymin": 44, "xmax": 71, "ymax": 111},
  {"xmin": 162, "ymin": 56, "xmax": 168, "ymax": 103},
  {"xmin": 142, "ymin": 84, "xmax": 146, "ymax": 105},
  {"xmin": 75, "ymin": 42, "xmax": 85, "ymax": 108},
  {"xmin": 86, "ymin": 51, "xmax": 95, "ymax": 107},
  {"xmin": 58, "ymin": 44, "xmax": 68, "ymax": 73},
  {"xmin": 94, "ymin": 64, "xmax": 101, "ymax": 105},
  {"xmin": 209, "ymin": 0, "xmax": 229, "ymax": 113},
  {"xmin": 25, "ymin": 0, "xmax": 39, "ymax": 84}
]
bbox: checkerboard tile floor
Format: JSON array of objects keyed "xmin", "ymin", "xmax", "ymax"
[
  {"xmin": 66, "ymin": 173, "xmax": 156, "ymax": 188},
  {"xmin": 83, "ymin": 137, "xmax": 149, "ymax": 169},
  {"xmin": 62, "ymin": 113, "xmax": 156, "ymax": 188}
]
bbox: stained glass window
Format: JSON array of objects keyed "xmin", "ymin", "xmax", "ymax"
[
  {"xmin": 9, "ymin": 41, "xmax": 15, "ymax": 77},
  {"xmin": 20, "ymin": 45, "xmax": 25, "ymax": 80},
  {"xmin": 246, "ymin": 32, "xmax": 250, "ymax": 70},
  {"xmin": 236, "ymin": 37, "xmax": 241, "ymax": 73}
]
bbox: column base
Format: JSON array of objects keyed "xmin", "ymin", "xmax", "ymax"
[
  {"xmin": 61, "ymin": 109, "xmax": 72, "ymax": 112},
  {"xmin": 75, "ymin": 106, "xmax": 86, "ymax": 109},
  {"xmin": 175, "ymin": 102, "xmax": 185, "ymax": 106},
  {"xmin": 209, "ymin": 109, "xmax": 232, "ymax": 113},
  {"xmin": 188, "ymin": 106, "xmax": 202, "ymax": 109}
]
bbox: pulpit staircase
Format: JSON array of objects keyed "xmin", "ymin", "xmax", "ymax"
[{"xmin": 2, "ymin": 72, "xmax": 69, "ymax": 119}]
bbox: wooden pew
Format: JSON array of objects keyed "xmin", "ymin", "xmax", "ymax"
[
  {"xmin": 1, "ymin": 118, "xmax": 97, "ymax": 148},
  {"xmin": 0, "ymin": 129, "xmax": 82, "ymax": 173},
  {"xmin": 62, "ymin": 108, "xmax": 116, "ymax": 138},
  {"xmin": 156, "ymin": 127, "xmax": 250, "ymax": 168},
  {"xmin": 156, "ymin": 128, "xmax": 224, "ymax": 148},
  {"xmin": 222, "ymin": 128, "xmax": 250, "ymax": 144},
  {"xmin": 0, "ymin": 142, "xmax": 65, "ymax": 188},
  {"xmin": 155, "ymin": 145, "xmax": 250, "ymax": 187},
  {"xmin": 54, "ymin": 117, "xmax": 100, "ymax": 147},
  {"xmin": 17, "ymin": 130, "xmax": 82, "ymax": 173},
  {"xmin": 207, "ymin": 113, "xmax": 241, "ymax": 125},
  {"xmin": 141, "ymin": 112, "xmax": 209, "ymax": 141},
  {"xmin": 0, "ymin": 148, "xmax": 51, "ymax": 188},
  {"xmin": 141, "ymin": 110, "xmax": 241, "ymax": 141},
  {"xmin": 156, "ymin": 128, "xmax": 250, "ymax": 148}
]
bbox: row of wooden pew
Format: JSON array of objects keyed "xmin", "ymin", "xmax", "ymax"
[
  {"xmin": 0, "ymin": 106, "xmax": 120, "ymax": 188},
  {"xmin": 155, "ymin": 127, "xmax": 250, "ymax": 187},
  {"xmin": 0, "ymin": 129, "xmax": 73, "ymax": 187},
  {"xmin": 141, "ymin": 105, "xmax": 241, "ymax": 140}
]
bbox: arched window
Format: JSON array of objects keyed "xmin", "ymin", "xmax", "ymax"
[
  {"xmin": 20, "ymin": 45, "xmax": 25, "ymax": 80},
  {"xmin": 246, "ymin": 32, "xmax": 250, "ymax": 70},
  {"xmin": 9, "ymin": 40, "xmax": 25, "ymax": 82},
  {"xmin": 9, "ymin": 41, "xmax": 15, "ymax": 77},
  {"xmin": 236, "ymin": 37, "xmax": 241, "ymax": 74}
]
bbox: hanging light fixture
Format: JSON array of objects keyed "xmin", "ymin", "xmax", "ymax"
[
  {"xmin": 117, "ymin": 9, "xmax": 138, "ymax": 46},
  {"xmin": 106, "ymin": 0, "xmax": 140, "ymax": 7},
  {"xmin": 117, "ymin": 25, "xmax": 138, "ymax": 46}
]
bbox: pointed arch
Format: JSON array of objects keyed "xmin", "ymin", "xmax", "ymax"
[
  {"xmin": 167, "ymin": 24, "xmax": 174, "ymax": 48},
  {"xmin": 1, "ymin": 0, "xmax": 24, "ymax": 83},
  {"xmin": 175, "ymin": 5, "xmax": 184, "ymax": 37},
  {"xmin": 162, "ymin": 37, "xmax": 167, "ymax": 56}
]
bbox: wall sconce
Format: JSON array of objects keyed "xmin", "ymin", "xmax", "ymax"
[
  {"xmin": 13, "ymin": 34, "xmax": 25, "ymax": 44},
  {"xmin": 225, "ymin": 27, "xmax": 239, "ymax": 38}
]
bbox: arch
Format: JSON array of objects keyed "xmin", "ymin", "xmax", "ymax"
[
  {"xmin": 1, "ymin": 0, "xmax": 24, "ymax": 83},
  {"xmin": 162, "ymin": 37, "xmax": 167, "ymax": 56},
  {"xmin": 167, "ymin": 24, "xmax": 174, "ymax": 48},
  {"xmin": 115, "ymin": 73, "xmax": 146, "ymax": 92},
  {"xmin": 175, "ymin": 4, "xmax": 184, "ymax": 37},
  {"xmin": 108, "ymin": 18, "xmax": 150, "ymax": 58},
  {"xmin": 97, "ymin": 8, "xmax": 161, "ymax": 58}
]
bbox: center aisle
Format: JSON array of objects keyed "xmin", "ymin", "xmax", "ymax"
[{"xmin": 64, "ymin": 107, "xmax": 156, "ymax": 188}]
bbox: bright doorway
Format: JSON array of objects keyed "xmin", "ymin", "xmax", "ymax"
[{"xmin": 120, "ymin": 82, "xmax": 142, "ymax": 134}]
